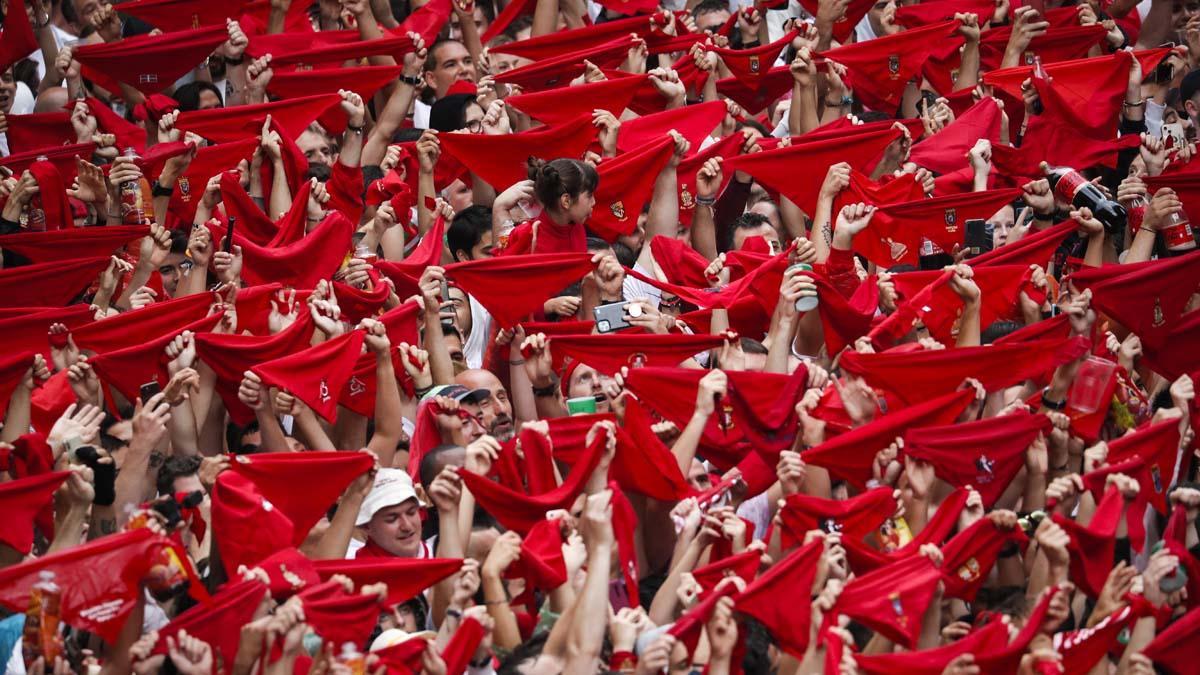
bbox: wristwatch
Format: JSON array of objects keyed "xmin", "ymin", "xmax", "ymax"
[
  {"xmin": 399, "ymin": 74, "xmax": 422, "ymax": 87},
  {"xmin": 1040, "ymin": 387, "xmax": 1067, "ymax": 411}
]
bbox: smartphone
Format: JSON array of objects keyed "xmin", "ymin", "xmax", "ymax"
[
  {"xmin": 593, "ymin": 301, "xmax": 633, "ymax": 334},
  {"xmin": 140, "ymin": 380, "xmax": 162, "ymax": 403},
  {"xmin": 1162, "ymin": 121, "xmax": 1187, "ymax": 149},
  {"xmin": 918, "ymin": 91, "xmax": 938, "ymax": 116},
  {"xmin": 440, "ymin": 279, "xmax": 450, "ymax": 302},
  {"xmin": 224, "ymin": 216, "xmax": 236, "ymax": 253},
  {"xmin": 964, "ymin": 219, "xmax": 993, "ymax": 257}
]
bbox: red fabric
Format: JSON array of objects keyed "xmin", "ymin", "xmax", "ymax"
[
  {"xmin": 841, "ymin": 336, "xmax": 1091, "ymax": 406},
  {"xmin": 267, "ymin": 64, "xmax": 401, "ymax": 120},
  {"xmin": 894, "ymin": 0, "xmax": 994, "ymax": 26},
  {"xmin": 228, "ymin": 211, "xmax": 355, "ymax": 289},
  {"xmin": 151, "ymin": 580, "xmax": 267, "ymax": 666},
  {"xmin": 858, "ymin": 188, "xmax": 1023, "ymax": 267},
  {"xmin": 0, "ymin": 471, "xmax": 68, "ymax": 554},
  {"xmin": 723, "ymin": 124, "xmax": 901, "ymax": 214},
  {"xmin": 715, "ymin": 65, "xmax": 793, "ymax": 115},
  {"xmin": 819, "ymin": 21, "xmax": 961, "ymax": 112},
  {"xmin": 339, "ymin": 302, "xmax": 422, "ymax": 416},
  {"xmin": 507, "ymin": 74, "xmax": 649, "ymax": 126},
  {"xmin": 667, "ymin": 582, "xmax": 740, "ymax": 661},
  {"xmin": 229, "ymin": 450, "xmax": 374, "ymax": 545},
  {"xmin": 26, "ymin": 159, "xmax": 72, "ymax": 231},
  {"xmin": 0, "ymin": 143, "xmax": 96, "ymax": 184},
  {"xmin": 505, "ymin": 517, "xmax": 568, "ymax": 592},
  {"xmin": 1052, "ymin": 484, "xmax": 1124, "ymax": 597},
  {"xmin": 0, "ymin": 351, "xmax": 36, "ymax": 428},
  {"xmin": 549, "ymin": 331, "xmax": 724, "ymax": 375},
  {"xmin": 734, "ymin": 539, "xmax": 823, "ymax": 656},
  {"xmin": 904, "ymin": 411, "xmax": 1053, "ymax": 507},
  {"xmin": 301, "ymin": 587, "xmax": 382, "ymax": 648},
  {"xmin": 0, "ymin": 305, "xmax": 92, "ymax": 362},
  {"xmin": 941, "ymin": 516, "xmax": 1030, "ymax": 600},
  {"xmin": 88, "ymin": 313, "xmax": 223, "ymax": 404},
  {"xmin": 615, "ymin": 101, "xmax": 727, "ymax": 155},
  {"xmin": 856, "ymin": 620, "xmax": 1009, "ymax": 675},
  {"xmin": 1081, "ymin": 419, "xmax": 1182, "ymax": 551},
  {"xmin": 168, "ymin": 138, "xmax": 259, "ymax": 222},
  {"xmin": 176, "ymin": 94, "xmax": 342, "ymax": 143},
  {"xmin": 1055, "ymin": 604, "xmax": 1145, "ymax": 675},
  {"xmin": 798, "ymin": 0, "xmax": 873, "ymax": 42},
  {"xmin": 443, "ymin": 252, "xmax": 595, "ymax": 327},
  {"xmin": 0, "ymin": 225, "xmax": 147, "ymax": 264},
  {"xmin": 0, "ymin": 0, "xmax": 37, "ymax": 74},
  {"xmin": 1142, "ymin": 597, "xmax": 1200, "ymax": 673},
  {"xmin": 3, "ymin": 111, "xmax": 72, "ymax": 154},
  {"xmin": 778, "ymin": 487, "xmax": 898, "ymax": 549},
  {"xmin": 0, "ymin": 256, "xmax": 111, "ymax": 308},
  {"xmin": 494, "ymin": 36, "xmax": 636, "ymax": 91},
  {"xmin": 117, "ymin": 0, "xmax": 245, "ymax": 31},
  {"xmin": 589, "ymin": 136, "xmax": 677, "ymax": 241},
  {"xmin": 438, "ymin": 115, "xmax": 598, "ymax": 190},
  {"xmin": 75, "ymin": 26, "xmax": 228, "ymax": 94},
  {"xmin": 970, "ymin": 219, "xmax": 1077, "ymax": 268},
  {"xmin": 1070, "ymin": 251, "xmax": 1200, "ymax": 351},
  {"xmin": 648, "ymin": 235, "xmax": 714, "ymax": 287},
  {"xmin": 456, "ymin": 430, "xmax": 606, "ymax": 534},
  {"xmin": 251, "ymin": 329, "xmax": 366, "ymax": 422},
  {"xmin": 802, "ymin": 389, "xmax": 974, "ymax": 488},
  {"xmin": 440, "ymin": 616, "xmax": 486, "ymax": 675},
  {"xmin": 314, "ymin": 557, "xmax": 462, "ymax": 606},
  {"xmin": 218, "ymin": 172, "xmax": 287, "ymax": 246},
  {"xmin": 676, "ymin": 132, "xmax": 744, "ymax": 226},
  {"xmin": 373, "ymin": 212, "xmax": 448, "ymax": 297},
  {"xmin": 724, "ymin": 366, "xmax": 811, "ymax": 458},
  {"xmin": 212, "ymin": 471, "xmax": 295, "ymax": 576},
  {"xmin": 830, "ymin": 554, "xmax": 944, "ymax": 649},
  {"xmin": 707, "ymin": 29, "xmax": 798, "ymax": 87},
  {"xmin": 909, "ymin": 98, "xmax": 1004, "ymax": 174},
  {"xmin": 0, "ymin": 529, "xmax": 168, "ymax": 642},
  {"xmin": 71, "ymin": 288, "xmax": 223, "ymax": 354},
  {"xmin": 490, "ymin": 13, "xmax": 657, "ymax": 60},
  {"xmin": 79, "ymin": 97, "xmax": 145, "ymax": 154},
  {"xmin": 268, "ymin": 35, "xmax": 415, "ymax": 71},
  {"xmin": 624, "ymin": 366, "xmax": 750, "ymax": 470}
]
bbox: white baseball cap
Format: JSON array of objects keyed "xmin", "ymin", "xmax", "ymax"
[
  {"xmin": 355, "ymin": 468, "xmax": 418, "ymax": 527},
  {"xmin": 369, "ymin": 628, "xmax": 437, "ymax": 652}
]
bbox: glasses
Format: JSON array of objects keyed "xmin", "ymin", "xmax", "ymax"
[{"xmin": 463, "ymin": 120, "xmax": 483, "ymax": 134}]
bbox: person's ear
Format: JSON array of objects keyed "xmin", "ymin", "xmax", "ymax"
[
  {"xmin": 559, "ymin": 193, "xmax": 572, "ymax": 212},
  {"xmin": 422, "ymin": 71, "xmax": 436, "ymax": 91},
  {"xmin": 1186, "ymin": 99, "xmax": 1199, "ymax": 121}
]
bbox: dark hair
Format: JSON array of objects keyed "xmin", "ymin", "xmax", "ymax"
[
  {"xmin": 692, "ymin": 0, "xmax": 729, "ymax": 19},
  {"xmin": 424, "ymin": 38, "xmax": 467, "ymax": 73},
  {"xmin": 429, "ymin": 93, "xmax": 480, "ymax": 133},
  {"xmin": 304, "ymin": 163, "xmax": 332, "ymax": 182},
  {"xmin": 447, "ymin": 205, "xmax": 492, "ymax": 261},
  {"xmin": 526, "ymin": 158, "xmax": 598, "ymax": 212},
  {"xmin": 169, "ymin": 228, "xmax": 189, "ymax": 256},
  {"xmin": 503, "ymin": 15, "xmax": 533, "ymax": 40},
  {"xmin": 727, "ymin": 212, "xmax": 771, "ymax": 250},
  {"xmin": 736, "ymin": 118, "xmax": 770, "ymax": 136},
  {"xmin": 496, "ymin": 631, "xmax": 551, "ymax": 675},
  {"xmin": 172, "ymin": 81, "xmax": 224, "ymax": 112},
  {"xmin": 981, "ymin": 320, "xmax": 1021, "ymax": 345},
  {"xmin": 226, "ymin": 420, "xmax": 260, "ymax": 454},
  {"xmin": 1182, "ymin": 68, "xmax": 1200, "ymax": 107},
  {"xmin": 611, "ymin": 241, "xmax": 637, "ymax": 267},
  {"xmin": 585, "ymin": 236, "xmax": 611, "ymax": 253},
  {"xmin": 419, "ymin": 444, "xmax": 465, "ymax": 490},
  {"xmin": 156, "ymin": 455, "xmax": 202, "ymax": 497},
  {"xmin": 740, "ymin": 337, "xmax": 769, "ymax": 355}
]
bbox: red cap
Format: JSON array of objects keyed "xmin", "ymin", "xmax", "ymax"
[{"xmin": 75, "ymin": 25, "xmax": 229, "ymax": 94}]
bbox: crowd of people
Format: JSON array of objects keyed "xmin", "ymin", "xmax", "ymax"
[{"xmin": 0, "ymin": 0, "xmax": 1199, "ymax": 672}]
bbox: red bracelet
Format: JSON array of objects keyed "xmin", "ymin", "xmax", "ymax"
[{"xmin": 609, "ymin": 650, "xmax": 637, "ymax": 672}]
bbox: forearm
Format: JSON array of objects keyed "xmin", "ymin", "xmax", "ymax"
[
  {"xmin": 417, "ymin": 170, "xmax": 437, "ymax": 234},
  {"xmin": 47, "ymin": 506, "xmax": 89, "ymax": 554},
  {"xmin": 644, "ymin": 166, "xmax": 681, "ymax": 241},
  {"xmin": 267, "ymin": 3, "xmax": 288, "ymax": 34},
  {"xmin": 116, "ymin": 260, "xmax": 156, "ymax": 309},
  {"xmin": 293, "ymin": 410, "xmax": 335, "ymax": 450},
  {"xmin": 789, "ymin": 84, "xmax": 819, "ymax": 136},
  {"xmin": 423, "ymin": 311, "xmax": 456, "ymax": 385},
  {"xmin": 531, "ymin": 0, "xmax": 560, "ymax": 37},
  {"xmin": 0, "ymin": 388, "xmax": 32, "ymax": 443},
  {"xmin": 225, "ymin": 63, "xmax": 250, "ymax": 107},
  {"xmin": 691, "ymin": 202, "xmax": 719, "ymax": 261},
  {"xmin": 431, "ymin": 508, "xmax": 464, "ymax": 627},
  {"xmin": 167, "ymin": 402, "xmax": 201, "ymax": 457},
  {"xmin": 482, "ymin": 573, "xmax": 523, "ymax": 649},
  {"xmin": 1083, "ymin": 232, "xmax": 1105, "ymax": 268},
  {"xmin": 765, "ymin": 305, "xmax": 797, "ymax": 374},
  {"xmin": 365, "ymin": 356, "xmax": 402, "ymax": 467},
  {"xmin": 812, "ymin": 196, "xmax": 835, "ymax": 264},
  {"xmin": 1125, "ymin": 227, "xmax": 1156, "ymax": 264},
  {"xmin": 312, "ymin": 493, "xmax": 364, "ymax": 559},
  {"xmin": 113, "ymin": 446, "xmax": 156, "ymax": 526},
  {"xmin": 510, "ymin": 359, "xmax": 537, "ymax": 425},
  {"xmin": 955, "ymin": 41, "xmax": 981, "ymax": 92},
  {"xmin": 564, "ymin": 544, "xmax": 613, "ymax": 670},
  {"xmin": 369, "ymin": 0, "xmax": 399, "ymax": 28},
  {"xmin": 362, "ymin": 83, "xmax": 417, "ymax": 166},
  {"xmin": 671, "ymin": 411, "xmax": 709, "ymax": 474},
  {"xmin": 955, "ymin": 300, "xmax": 981, "ymax": 347},
  {"xmin": 340, "ymin": 129, "xmax": 365, "ymax": 169},
  {"xmin": 267, "ymin": 159, "xmax": 292, "ymax": 220}
]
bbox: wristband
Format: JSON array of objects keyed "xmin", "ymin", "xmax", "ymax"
[
  {"xmin": 151, "ymin": 181, "xmax": 174, "ymax": 198},
  {"xmin": 346, "ymin": 123, "xmax": 365, "ymax": 134},
  {"xmin": 694, "ymin": 194, "xmax": 716, "ymax": 206},
  {"xmin": 399, "ymin": 74, "xmax": 422, "ymax": 87},
  {"xmin": 223, "ymin": 55, "xmax": 246, "ymax": 65},
  {"xmin": 532, "ymin": 381, "xmax": 558, "ymax": 397},
  {"xmin": 609, "ymin": 651, "xmax": 637, "ymax": 672},
  {"xmin": 1040, "ymin": 387, "xmax": 1067, "ymax": 411}
]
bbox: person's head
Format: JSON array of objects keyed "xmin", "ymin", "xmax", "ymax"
[
  {"xmin": 687, "ymin": 458, "xmax": 713, "ymax": 491},
  {"xmin": 1174, "ymin": 0, "xmax": 1200, "ymax": 32},
  {"xmin": 159, "ymin": 229, "xmax": 190, "ymax": 297},
  {"xmin": 440, "ymin": 322, "xmax": 466, "ymax": 364},
  {"xmin": 424, "ymin": 384, "xmax": 489, "ymax": 444},
  {"xmin": 455, "ymin": 369, "xmax": 515, "ymax": 441},
  {"xmin": 443, "ymin": 285, "xmax": 473, "ymax": 338},
  {"xmin": 739, "ymin": 337, "xmax": 770, "ymax": 371},
  {"xmin": 173, "ymin": 80, "xmax": 223, "ymax": 112},
  {"xmin": 526, "ymin": 157, "xmax": 598, "ymax": 225},
  {"xmin": 0, "ymin": 67, "xmax": 16, "ymax": 114},
  {"xmin": 441, "ymin": 178, "xmax": 474, "ymax": 214},
  {"xmin": 692, "ymin": 0, "xmax": 731, "ymax": 33},
  {"xmin": 564, "ymin": 361, "xmax": 612, "ymax": 413},
  {"xmin": 449, "ymin": 3, "xmax": 489, "ymax": 41},
  {"xmin": 748, "ymin": 198, "xmax": 782, "ymax": 233},
  {"xmin": 156, "ymin": 455, "xmax": 203, "ymax": 497},
  {"xmin": 485, "ymin": 36, "xmax": 529, "ymax": 75},
  {"xmin": 730, "ymin": 212, "xmax": 780, "ymax": 252},
  {"xmin": 868, "ymin": 0, "xmax": 897, "ymax": 37},
  {"xmin": 616, "ymin": 217, "xmax": 646, "ymax": 254},
  {"xmin": 357, "ymin": 468, "xmax": 424, "ymax": 557},
  {"xmin": 423, "ymin": 39, "xmax": 477, "ymax": 99},
  {"xmin": 429, "ymin": 93, "xmax": 484, "ymax": 134},
  {"xmin": 447, "ymin": 205, "xmax": 495, "ymax": 262},
  {"xmin": 988, "ymin": 204, "xmax": 1017, "ymax": 249},
  {"xmin": 297, "ymin": 123, "xmax": 334, "ymax": 168},
  {"xmin": 418, "ymin": 444, "xmax": 467, "ymax": 488},
  {"xmin": 1179, "ymin": 68, "xmax": 1200, "ymax": 128}
]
